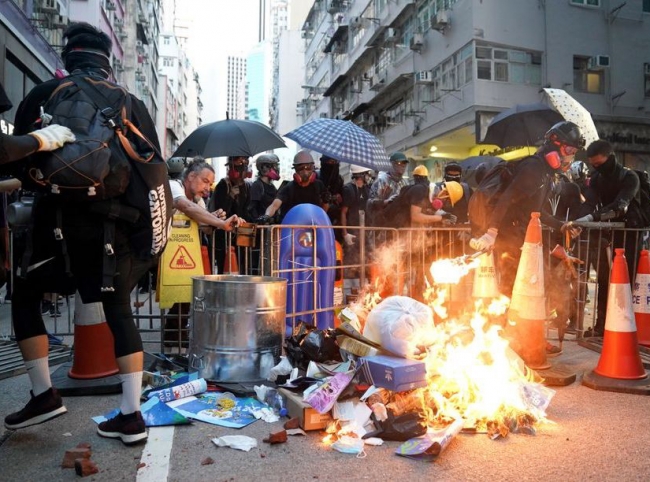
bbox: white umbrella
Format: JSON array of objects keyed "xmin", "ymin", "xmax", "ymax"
[{"xmin": 543, "ymin": 88, "xmax": 599, "ymax": 147}]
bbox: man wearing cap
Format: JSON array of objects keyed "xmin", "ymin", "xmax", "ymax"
[
  {"xmin": 262, "ymin": 149, "xmax": 328, "ymax": 222},
  {"xmin": 340, "ymin": 165, "xmax": 371, "ymax": 269},
  {"xmin": 367, "ymin": 151, "xmax": 409, "ymax": 227}
]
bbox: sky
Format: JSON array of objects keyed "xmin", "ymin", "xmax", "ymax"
[{"xmin": 183, "ymin": 0, "xmax": 261, "ymax": 123}]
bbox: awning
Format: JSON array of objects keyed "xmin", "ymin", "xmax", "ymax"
[
  {"xmin": 323, "ymin": 25, "xmax": 349, "ymax": 53},
  {"xmin": 348, "ymin": 102, "xmax": 370, "ymax": 120},
  {"xmin": 323, "ymin": 75, "xmax": 347, "ymax": 97}
]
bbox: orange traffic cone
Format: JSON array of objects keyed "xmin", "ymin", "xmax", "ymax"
[
  {"xmin": 593, "ymin": 249, "xmax": 646, "ymax": 380},
  {"xmin": 634, "ymin": 250, "xmax": 650, "ymax": 347},
  {"xmin": 506, "ymin": 212, "xmax": 550, "ymax": 370},
  {"xmin": 68, "ymin": 292, "xmax": 119, "ymax": 380},
  {"xmin": 201, "ymin": 245, "xmax": 212, "ymax": 275},
  {"xmin": 472, "ymin": 251, "xmax": 500, "ymax": 301},
  {"xmin": 223, "ymin": 245, "xmax": 239, "ymax": 274}
]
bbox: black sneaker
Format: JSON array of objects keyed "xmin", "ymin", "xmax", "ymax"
[
  {"xmin": 97, "ymin": 411, "xmax": 148, "ymax": 445},
  {"xmin": 4, "ymin": 388, "xmax": 67, "ymax": 430},
  {"xmin": 41, "ymin": 301, "xmax": 53, "ymax": 316}
]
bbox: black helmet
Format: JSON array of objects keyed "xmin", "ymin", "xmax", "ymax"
[{"xmin": 545, "ymin": 121, "xmax": 585, "ymax": 149}]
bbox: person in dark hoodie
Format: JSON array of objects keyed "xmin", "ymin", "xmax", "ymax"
[
  {"xmin": 317, "ymin": 155, "xmax": 345, "ymax": 242},
  {"xmin": 4, "ymin": 22, "xmax": 158, "ymax": 445},
  {"xmin": 470, "ymin": 121, "xmax": 586, "ymax": 297},
  {"xmin": 565, "ymin": 139, "xmax": 645, "ymax": 337}
]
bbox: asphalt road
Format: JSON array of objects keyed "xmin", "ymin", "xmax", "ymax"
[{"xmin": 1, "ymin": 335, "xmax": 650, "ymax": 481}]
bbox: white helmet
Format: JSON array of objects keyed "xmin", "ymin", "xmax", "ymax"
[{"xmin": 350, "ymin": 164, "xmax": 370, "ymax": 175}]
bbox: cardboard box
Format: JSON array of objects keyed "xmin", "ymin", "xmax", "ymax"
[
  {"xmin": 278, "ymin": 388, "xmax": 332, "ymax": 431},
  {"xmin": 360, "ymin": 355, "xmax": 427, "ymax": 393}
]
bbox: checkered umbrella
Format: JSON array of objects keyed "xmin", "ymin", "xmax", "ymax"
[{"xmin": 285, "ymin": 119, "xmax": 390, "ymax": 171}]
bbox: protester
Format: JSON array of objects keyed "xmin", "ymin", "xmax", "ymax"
[
  {"xmin": 431, "ymin": 162, "xmax": 471, "ymax": 224},
  {"xmin": 340, "ymin": 164, "xmax": 371, "ymax": 271},
  {"xmin": 249, "ymin": 153, "xmax": 280, "ymax": 221},
  {"xmin": 565, "ymin": 139, "xmax": 646, "ymax": 337},
  {"xmin": 318, "ymin": 155, "xmax": 345, "ymax": 240},
  {"xmin": 262, "ymin": 149, "xmax": 328, "ymax": 221},
  {"xmin": 366, "ymin": 151, "xmax": 409, "ymax": 227},
  {"xmin": 3, "ymin": 22, "xmax": 162, "ymax": 445},
  {"xmin": 208, "ymin": 156, "xmax": 252, "ymax": 273},
  {"xmin": 166, "ymin": 157, "xmax": 186, "ymax": 181}
]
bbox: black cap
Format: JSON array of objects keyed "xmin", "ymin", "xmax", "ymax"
[{"xmin": 390, "ymin": 152, "xmax": 408, "ymax": 162}]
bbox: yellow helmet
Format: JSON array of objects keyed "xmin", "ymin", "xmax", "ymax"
[
  {"xmin": 413, "ymin": 165, "xmax": 429, "ymax": 177},
  {"xmin": 443, "ymin": 181, "xmax": 463, "ymax": 206}
]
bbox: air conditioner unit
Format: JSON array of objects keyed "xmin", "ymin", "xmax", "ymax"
[
  {"xmin": 370, "ymin": 75, "xmax": 386, "ymax": 91},
  {"xmin": 114, "ymin": 59, "xmax": 124, "ymax": 71},
  {"xmin": 52, "ymin": 14, "xmax": 68, "ymax": 28},
  {"xmin": 351, "ymin": 77, "xmax": 363, "ymax": 93},
  {"xmin": 138, "ymin": 13, "xmax": 149, "ymax": 24},
  {"xmin": 588, "ymin": 55, "xmax": 610, "ymax": 70},
  {"xmin": 349, "ymin": 16, "xmax": 363, "ymax": 30},
  {"xmin": 38, "ymin": 0, "xmax": 59, "ymax": 14},
  {"xmin": 136, "ymin": 40, "xmax": 144, "ymax": 49},
  {"xmin": 301, "ymin": 31, "xmax": 313, "ymax": 39},
  {"xmin": 645, "ymin": 63, "xmax": 650, "ymax": 75},
  {"xmin": 431, "ymin": 10, "xmax": 450, "ymax": 32},
  {"xmin": 415, "ymin": 70, "xmax": 433, "ymax": 84},
  {"xmin": 319, "ymin": 113, "xmax": 329, "ymax": 118},
  {"xmin": 410, "ymin": 33, "xmax": 424, "ymax": 52},
  {"xmin": 105, "ymin": 0, "xmax": 117, "ymax": 11},
  {"xmin": 385, "ymin": 28, "xmax": 399, "ymax": 44},
  {"xmin": 327, "ymin": 0, "xmax": 343, "ymax": 15},
  {"xmin": 114, "ymin": 18, "xmax": 124, "ymax": 27}
]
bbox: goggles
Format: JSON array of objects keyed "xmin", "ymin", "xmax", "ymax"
[{"xmin": 294, "ymin": 164, "xmax": 315, "ymax": 172}]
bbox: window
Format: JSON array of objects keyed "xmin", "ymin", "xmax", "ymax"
[
  {"xmin": 570, "ymin": 0, "xmax": 600, "ymax": 5},
  {"xmin": 474, "ymin": 44, "xmax": 541, "ymax": 84},
  {"xmin": 644, "ymin": 0, "xmax": 650, "ymax": 13},
  {"xmin": 645, "ymin": 63, "xmax": 650, "ymax": 98},
  {"xmin": 573, "ymin": 56, "xmax": 604, "ymax": 94}
]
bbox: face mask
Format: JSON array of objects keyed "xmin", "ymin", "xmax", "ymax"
[{"xmin": 293, "ymin": 166, "xmax": 316, "ymax": 186}]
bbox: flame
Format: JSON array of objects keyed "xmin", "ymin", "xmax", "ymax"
[{"xmin": 350, "ymin": 253, "xmax": 553, "ymax": 438}]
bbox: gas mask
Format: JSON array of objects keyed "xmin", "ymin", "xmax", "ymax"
[
  {"xmin": 293, "ymin": 164, "xmax": 316, "ymax": 186},
  {"xmin": 228, "ymin": 160, "xmax": 252, "ymax": 181},
  {"xmin": 260, "ymin": 163, "xmax": 280, "ymax": 181}
]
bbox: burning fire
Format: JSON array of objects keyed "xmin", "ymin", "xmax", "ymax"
[{"xmin": 340, "ymin": 248, "xmax": 553, "ymax": 441}]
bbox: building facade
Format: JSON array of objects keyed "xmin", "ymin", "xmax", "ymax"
[
  {"xmin": 226, "ymin": 55, "xmax": 247, "ymax": 120},
  {"xmin": 296, "ymin": 0, "xmax": 650, "ymax": 177}
]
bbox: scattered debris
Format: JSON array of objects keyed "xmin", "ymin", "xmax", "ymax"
[
  {"xmin": 61, "ymin": 445, "xmax": 91, "ymax": 469},
  {"xmin": 74, "ymin": 459, "xmax": 99, "ymax": 477},
  {"xmin": 201, "ymin": 457, "xmax": 215, "ymax": 466},
  {"xmin": 283, "ymin": 417, "xmax": 300, "ymax": 430},
  {"xmin": 263, "ymin": 430, "xmax": 288, "ymax": 444},
  {"xmin": 212, "ymin": 435, "xmax": 257, "ymax": 452}
]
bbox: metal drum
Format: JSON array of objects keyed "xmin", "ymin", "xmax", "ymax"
[{"xmin": 188, "ymin": 275, "xmax": 287, "ymax": 382}]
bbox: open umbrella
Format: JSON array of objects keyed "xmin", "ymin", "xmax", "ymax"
[
  {"xmin": 172, "ymin": 117, "xmax": 286, "ymax": 158},
  {"xmin": 543, "ymin": 88, "xmax": 599, "ymax": 147},
  {"xmin": 481, "ymin": 103, "xmax": 565, "ymax": 148},
  {"xmin": 285, "ymin": 118, "xmax": 390, "ymax": 171},
  {"xmin": 459, "ymin": 155, "xmax": 503, "ymax": 189}
]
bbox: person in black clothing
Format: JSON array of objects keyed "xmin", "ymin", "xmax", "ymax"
[
  {"xmin": 263, "ymin": 149, "xmax": 327, "ymax": 221},
  {"xmin": 565, "ymin": 139, "xmax": 645, "ymax": 337},
  {"xmin": 249, "ymin": 153, "xmax": 280, "ymax": 221},
  {"xmin": 209, "ymin": 156, "xmax": 252, "ymax": 273},
  {"xmin": 340, "ymin": 165, "xmax": 370, "ymax": 269},
  {"xmin": 4, "ymin": 23, "xmax": 157, "ymax": 444},
  {"xmin": 318, "ymin": 155, "xmax": 345, "ymax": 241},
  {"xmin": 471, "ymin": 121, "xmax": 586, "ymax": 297},
  {"xmin": 431, "ymin": 162, "xmax": 471, "ymax": 224}
]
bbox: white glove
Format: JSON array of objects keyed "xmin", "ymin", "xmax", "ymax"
[
  {"xmin": 574, "ymin": 214, "xmax": 594, "ymax": 223},
  {"xmin": 343, "ymin": 233, "xmax": 356, "ymax": 246},
  {"xmin": 469, "ymin": 228, "xmax": 498, "ymax": 251},
  {"xmin": 29, "ymin": 124, "xmax": 75, "ymax": 151}
]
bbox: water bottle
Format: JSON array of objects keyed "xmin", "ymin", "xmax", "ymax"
[{"xmin": 264, "ymin": 389, "xmax": 288, "ymax": 417}]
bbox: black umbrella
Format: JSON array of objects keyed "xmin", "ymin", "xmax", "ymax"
[
  {"xmin": 172, "ymin": 116, "xmax": 286, "ymax": 158},
  {"xmin": 481, "ymin": 103, "xmax": 564, "ymax": 148}
]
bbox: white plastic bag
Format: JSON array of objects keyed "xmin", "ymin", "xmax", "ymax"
[{"xmin": 362, "ymin": 296, "xmax": 433, "ymax": 358}]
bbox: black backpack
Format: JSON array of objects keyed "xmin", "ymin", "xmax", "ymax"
[
  {"xmin": 468, "ymin": 159, "xmax": 525, "ymax": 236},
  {"xmin": 26, "ymin": 73, "xmax": 172, "ymax": 261}
]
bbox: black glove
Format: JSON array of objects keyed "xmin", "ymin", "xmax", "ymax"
[
  {"xmin": 255, "ymin": 214, "xmax": 272, "ymax": 225},
  {"xmin": 321, "ymin": 191, "xmax": 333, "ymax": 204},
  {"xmin": 441, "ymin": 212, "xmax": 458, "ymax": 224}
]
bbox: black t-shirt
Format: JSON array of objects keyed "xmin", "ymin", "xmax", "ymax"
[
  {"xmin": 249, "ymin": 178, "xmax": 277, "ymax": 220},
  {"xmin": 277, "ymin": 179, "xmax": 325, "ymax": 221},
  {"xmin": 341, "ymin": 181, "xmax": 368, "ymax": 227},
  {"xmin": 208, "ymin": 178, "xmax": 251, "ymax": 221}
]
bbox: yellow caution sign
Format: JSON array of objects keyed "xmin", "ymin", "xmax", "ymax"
[{"xmin": 157, "ymin": 214, "xmax": 204, "ymax": 308}]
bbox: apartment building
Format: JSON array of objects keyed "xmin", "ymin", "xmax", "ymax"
[{"xmin": 297, "ymin": 0, "xmax": 650, "ymax": 176}]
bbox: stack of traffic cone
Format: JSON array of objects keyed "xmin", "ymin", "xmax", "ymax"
[
  {"xmin": 472, "ymin": 251, "xmax": 501, "ymax": 301},
  {"xmin": 68, "ymin": 292, "xmax": 119, "ymax": 380},
  {"xmin": 506, "ymin": 212, "xmax": 550, "ymax": 370},
  {"xmin": 583, "ymin": 249, "xmax": 650, "ymax": 393},
  {"xmin": 634, "ymin": 250, "xmax": 650, "ymax": 347}
]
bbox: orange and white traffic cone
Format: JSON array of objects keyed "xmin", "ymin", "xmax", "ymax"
[
  {"xmin": 593, "ymin": 248, "xmax": 646, "ymax": 380},
  {"xmin": 472, "ymin": 251, "xmax": 500, "ymax": 301},
  {"xmin": 201, "ymin": 245, "xmax": 212, "ymax": 275},
  {"xmin": 68, "ymin": 292, "xmax": 119, "ymax": 380},
  {"xmin": 506, "ymin": 212, "xmax": 550, "ymax": 370},
  {"xmin": 633, "ymin": 250, "xmax": 650, "ymax": 347}
]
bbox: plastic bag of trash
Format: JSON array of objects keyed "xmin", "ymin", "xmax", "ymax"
[
  {"xmin": 362, "ymin": 296, "xmax": 434, "ymax": 358},
  {"xmin": 284, "ymin": 322, "xmax": 315, "ymax": 370},
  {"xmin": 300, "ymin": 328, "xmax": 342, "ymax": 364},
  {"xmin": 362, "ymin": 410, "xmax": 427, "ymax": 441}
]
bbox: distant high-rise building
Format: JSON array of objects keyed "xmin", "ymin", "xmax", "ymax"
[{"xmin": 227, "ymin": 56, "xmax": 247, "ymax": 120}]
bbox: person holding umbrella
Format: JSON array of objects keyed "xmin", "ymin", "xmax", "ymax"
[{"xmin": 260, "ymin": 149, "xmax": 328, "ymax": 222}]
